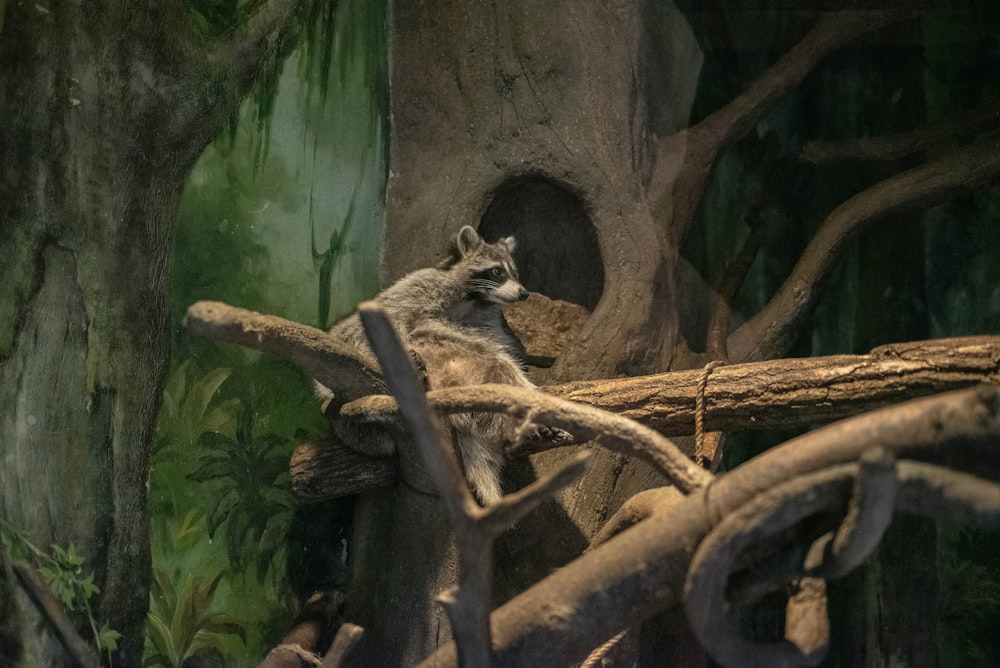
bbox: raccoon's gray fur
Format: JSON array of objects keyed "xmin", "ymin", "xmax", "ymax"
[{"xmin": 317, "ymin": 225, "xmax": 532, "ymax": 504}]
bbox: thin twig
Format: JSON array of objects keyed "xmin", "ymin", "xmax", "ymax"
[{"xmin": 342, "ymin": 383, "xmax": 712, "ymax": 494}]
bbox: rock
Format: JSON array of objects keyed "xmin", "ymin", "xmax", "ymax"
[{"xmin": 505, "ymin": 293, "xmax": 590, "ymax": 366}]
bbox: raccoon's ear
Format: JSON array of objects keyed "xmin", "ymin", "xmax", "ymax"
[
  {"xmin": 500, "ymin": 236, "xmax": 517, "ymax": 253},
  {"xmin": 455, "ymin": 225, "xmax": 482, "ymax": 257}
]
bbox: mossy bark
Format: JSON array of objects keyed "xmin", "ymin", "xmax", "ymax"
[{"xmin": 0, "ymin": 3, "xmax": 298, "ymax": 664}]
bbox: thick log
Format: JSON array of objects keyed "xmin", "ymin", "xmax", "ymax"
[
  {"xmin": 292, "ymin": 336, "xmax": 1000, "ymax": 501},
  {"xmin": 290, "ymin": 438, "xmax": 396, "ymax": 501},
  {"xmin": 184, "ymin": 304, "xmax": 1000, "ymax": 500},
  {"xmin": 547, "ymin": 336, "xmax": 1000, "ymax": 435}
]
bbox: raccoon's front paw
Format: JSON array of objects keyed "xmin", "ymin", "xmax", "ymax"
[
  {"xmin": 408, "ymin": 349, "xmax": 430, "ymax": 390},
  {"xmin": 509, "ymin": 424, "xmax": 576, "ymax": 456},
  {"xmin": 526, "ymin": 424, "xmax": 575, "ymax": 446}
]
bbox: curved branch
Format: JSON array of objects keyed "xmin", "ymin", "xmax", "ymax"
[
  {"xmin": 685, "ymin": 465, "xmax": 855, "ymax": 668},
  {"xmin": 418, "ymin": 386, "xmax": 1000, "ymax": 667},
  {"xmin": 729, "ymin": 139, "xmax": 1000, "ymax": 362},
  {"xmin": 185, "ymin": 301, "xmax": 386, "ymax": 402},
  {"xmin": 651, "ymin": 10, "xmax": 911, "ymax": 238},
  {"xmin": 341, "ymin": 383, "xmax": 713, "ymax": 495},
  {"xmin": 807, "ymin": 447, "xmax": 897, "ymax": 578},
  {"xmin": 801, "ymin": 103, "xmax": 1000, "ymax": 163}
]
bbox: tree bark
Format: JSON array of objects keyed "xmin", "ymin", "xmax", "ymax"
[
  {"xmin": 418, "ymin": 386, "xmax": 1000, "ymax": 667},
  {"xmin": 0, "ymin": 4, "xmax": 298, "ymax": 664}
]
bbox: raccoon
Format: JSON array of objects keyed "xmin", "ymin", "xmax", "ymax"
[{"xmin": 317, "ymin": 225, "xmax": 534, "ymax": 505}]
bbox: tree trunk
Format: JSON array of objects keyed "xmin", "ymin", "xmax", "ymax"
[
  {"xmin": 0, "ymin": 4, "xmax": 296, "ymax": 664},
  {"xmin": 381, "ymin": 0, "xmax": 703, "ymax": 563}
]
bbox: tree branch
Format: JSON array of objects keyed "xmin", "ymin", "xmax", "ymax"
[
  {"xmin": 805, "ymin": 447, "xmax": 897, "ymax": 579},
  {"xmin": 801, "ymin": 102, "xmax": 1000, "ymax": 163},
  {"xmin": 184, "ymin": 303, "xmax": 1000, "ymax": 503},
  {"xmin": 357, "ymin": 303, "xmax": 590, "ymax": 668},
  {"xmin": 348, "ymin": 336, "xmax": 1000, "ymax": 439},
  {"xmin": 418, "ymin": 386, "xmax": 1000, "ymax": 667},
  {"xmin": 341, "ymin": 383, "xmax": 712, "ymax": 494},
  {"xmin": 685, "ymin": 464, "xmax": 855, "ymax": 668},
  {"xmin": 650, "ymin": 10, "xmax": 911, "ymax": 239},
  {"xmin": 728, "ymin": 139, "xmax": 1000, "ymax": 362},
  {"xmin": 12, "ymin": 561, "xmax": 98, "ymax": 668},
  {"xmin": 186, "ymin": 301, "xmax": 386, "ymax": 402},
  {"xmin": 320, "ymin": 623, "xmax": 364, "ymax": 668},
  {"xmin": 209, "ymin": 0, "xmax": 300, "ymax": 93}
]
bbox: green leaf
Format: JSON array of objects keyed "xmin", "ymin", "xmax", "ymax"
[
  {"xmin": 197, "ymin": 431, "xmax": 237, "ymax": 451},
  {"xmin": 141, "ymin": 652, "xmax": 174, "ymax": 668},
  {"xmin": 188, "ymin": 367, "xmax": 233, "ymax": 424},
  {"xmin": 145, "ymin": 612, "xmax": 179, "ymax": 666},
  {"xmin": 187, "ymin": 460, "xmax": 234, "ymax": 483},
  {"xmin": 150, "ymin": 568, "xmax": 178, "ymax": 619},
  {"xmin": 98, "ymin": 623, "xmax": 122, "ymax": 651},
  {"xmin": 79, "ymin": 574, "xmax": 100, "ymax": 600},
  {"xmin": 198, "ymin": 615, "xmax": 247, "ymax": 645},
  {"xmin": 206, "ymin": 489, "xmax": 241, "ymax": 537}
]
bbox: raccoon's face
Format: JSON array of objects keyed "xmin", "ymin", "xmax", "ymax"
[
  {"xmin": 442, "ymin": 225, "xmax": 530, "ymax": 305},
  {"xmin": 466, "ymin": 262, "xmax": 529, "ymax": 305}
]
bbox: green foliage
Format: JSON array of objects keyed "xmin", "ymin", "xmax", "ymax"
[
  {"xmin": 155, "ymin": 361, "xmax": 239, "ymax": 455},
  {"xmin": 937, "ymin": 525, "xmax": 1000, "ymax": 666},
  {"xmin": 150, "ymin": 0, "xmax": 388, "ymax": 661},
  {"xmin": 188, "ymin": 407, "xmax": 296, "ymax": 581},
  {"xmin": 144, "ymin": 568, "xmax": 247, "ymax": 668},
  {"xmin": 169, "ymin": 142, "xmax": 276, "ymax": 352},
  {"xmin": 0, "ymin": 520, "xmax": 121, "ymax": 660},
  {"xmin": 185, "ymin": 0, "xmax": 254, "ymax": 37}
]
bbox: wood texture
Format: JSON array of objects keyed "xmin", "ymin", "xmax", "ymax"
[{"xmin": 289, "ymin": 336, "xmax": 1000, "ymax": 501}]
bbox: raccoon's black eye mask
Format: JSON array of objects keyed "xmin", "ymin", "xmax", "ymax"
[
  {"xmin": 471, "ymin": 266, "xmax": 506, "ymax": 283},
  {"xmin": 464, "ymin": 266, "xmax": 508, "ymax": 299}
]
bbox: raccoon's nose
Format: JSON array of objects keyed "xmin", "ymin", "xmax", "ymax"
[{"xmin": 517, "ymin": 287, "xmax": 529, "ymax": 301}]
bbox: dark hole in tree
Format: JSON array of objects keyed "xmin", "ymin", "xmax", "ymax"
[{"xmin": 479, "ymin": 176, "xmax": 604, "ymax": 311}]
